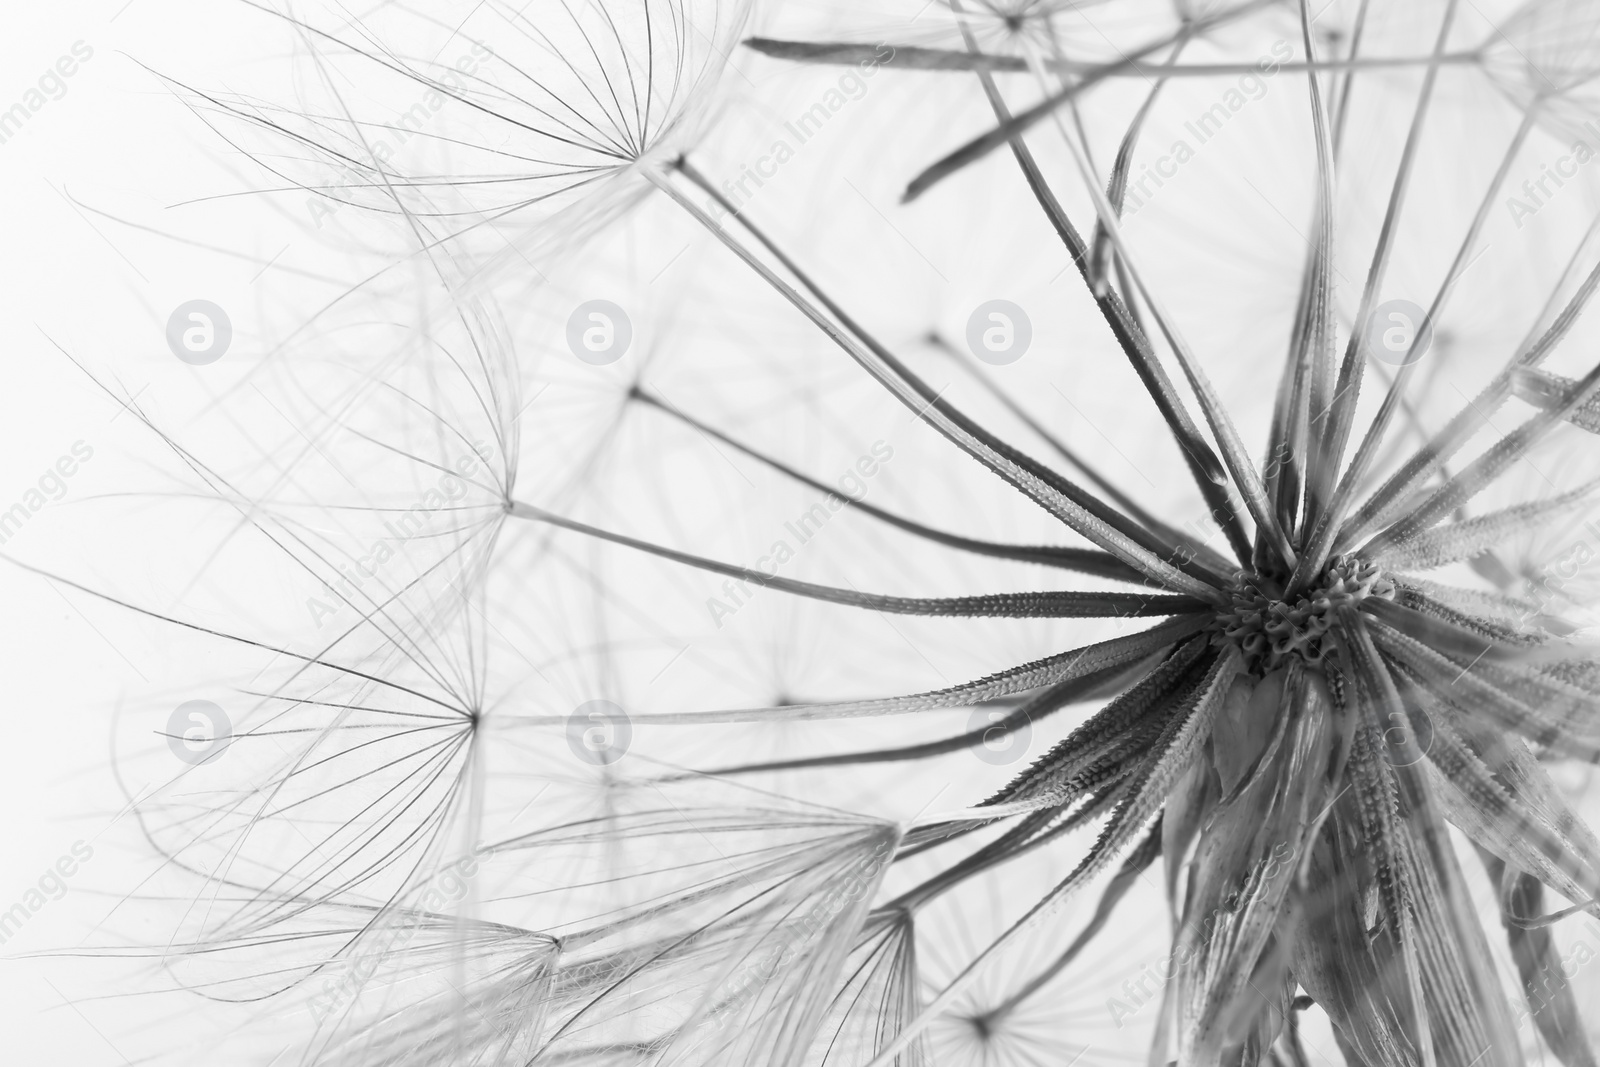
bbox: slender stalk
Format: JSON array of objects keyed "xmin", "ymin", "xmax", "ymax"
[
  {"xmin": 979, "ymin": 828, "xmax": 1159, "ymax": 1026},
  {"xmin": 1011, "ymin": 29, "xmax": 1299, "ymax": 572},
  {"xmin": 1266, "ymin": 0, "xmax": 1341, "ymax": 561},
  {"xmin": 632, "ymin": 385, "xmax": 1148, "ymax": 581},
  {"xmin": 1359, "ymin": 356, "xmax": 1600, "ymax": 558},
  {"xmin": 1027, "ymin": 48, "xmax": 1298, "ymax": 571},
  {"xmin": 1087, "ymin": 29, "xmax": 1193, "ymax": 294},
  {"xmin": 899, "ymin": 0, "xmax": 1277, "ymax": 202},
  {"xmin": 653, "ymin": 162, "xmax": 1228, "ymax": 598},
  {"xmin": 1292, "ymin": 0, "xmax": 1461, "ymax": 591},
  {"xmin": 1296, "ymin": 100, "xmax": 1541, "ymax": 584},
  {"xmin": 1329, "ymin": 0, "xmax": 1374, "ymax": 153},
  {"xmin": 863, "ymin": 649, "xmax": 1238, "ymax": 1067},
  {"xmin": 745, "ymin": 38, "xmax": 1483, "ymax": 78},
  {"xmin": 500, "ymin": 614, "xmax": 1212, "ymax": 725},
  {"xmin": 924, "ymin": 335, "xmax": 1232, "ymax": 572},
  {"xmin": 1341, "ymin": 224, "xmax": 1600, "ymax": 546},
  {"xmin": 682, "ymin": 668, "xmax": 1133, "ymax": 777},
  {"xmin": 508, "ymin": 500, "xmax": 1203, "ymax": 617},
  {"xmin": 945, "ymin": 10, "xmax": 1257, "ymax": 569},
  {"xmin": 674, "ymin": 159, "xmax": 1218, "ymax": 586}
]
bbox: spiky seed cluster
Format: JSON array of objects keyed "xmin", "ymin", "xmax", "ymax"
[{"xmin": 1216, "ymin": 557, "xmax": 1396, "ymax": 674}]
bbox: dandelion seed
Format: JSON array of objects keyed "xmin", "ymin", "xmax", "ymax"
[
  {"xmin": 192, "ymin": 0, "xmax": 752, "ymax": 280},
  {"xmin": 1484, "ymin": 0, "xmax": 1600, "ymax": 141}
]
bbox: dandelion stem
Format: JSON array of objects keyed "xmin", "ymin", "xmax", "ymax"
[
  {"xmin": 629, "ymin": 384, "xmax": 1149, "ymax": 581},
  {"xmin": 863, "ymin": 648, "xmax": 1237, "ymax": 1066},
  {"xmin": 1297, "ymin": 98, "xmax": 1540, "ymax": 587},
  {"xmin": 1029, "ymin": 52, "xmax": 1298, "ymax": 571},
  {"xmin": 1267, "ymin": 0, "xmax": 1341, "ymax": 555},
  {"xmin": 946, "ymin": 13, "xmax": 1256, "ymax": 568},
  {"xmin": 744, "ymin": 38, "xmax": 1482, "ymax": 78},
  {"xmin": 506, "ymin": 500, "xmax": 1203, "ymax": 617},
  {"xmin": 1360, "ymin": 355, "xmax": 1600, "ymax": 557},
  {"xmin": 665, "ymin": 174, "xmax": 1224, "ymax": 588},
  {"xmin": 923, "ymin": 333, "xmax": 1229, "ymax": 570},
  {"xmin": 681, "ymin": 669, "xmax": 1133, "ymax": 777},
  {"xmin": 1086, "ymin": 28, "xmax": 1193, "ymax": 292},
  {"xmin": 1342, "ymin": 217, "xmax": 1600, "ymax": 545},
  {"xmin": 1330, "ymin": 0, "xmax": 1375, "ymax": 153},
  {"xmin": 502, "ymin": 615, "xmax": 1211, "ymax": 725},
  {"xmin": 647, "ymin": 163, "xmax": 1226, "ymax": 599},
  {"xmin": 898, "ymin": 0, "xmax": 1291, "ymax": 201},
  {"xmin": 978, "ymin": 825, "xmax": 1160, "ymax": 1027},
  {"xmin": 1298, "ymin": 0, "xmax": 1461, "ymax": 574}
]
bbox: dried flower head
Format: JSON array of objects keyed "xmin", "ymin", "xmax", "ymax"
[
  {"xmin": 189, "ymin": 0, "xmax": 751, "ymax": 278},
  {"xmin": 41, "ymin": 1, "xmax": 1600, "ymax": 1066}
]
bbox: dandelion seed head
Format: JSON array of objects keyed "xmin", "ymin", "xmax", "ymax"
[
  {"xmin": 1484, "ymin": 0, "xmax": 1600, "ymax": 140},
  {"xmin": 209, "ymin": 0, "xmax": 751, "ymax": 276},
  {"xmin": 1215, "ymin": 558, "xmax": 1396, "ymax": 675},
  {"xmin": 47, "ymin": 1, "xmax": 1600, "ymax": 1064},
  {"xmin": 1487, "ymin": 0, "xmax": 1600, "ymax": 94}
]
